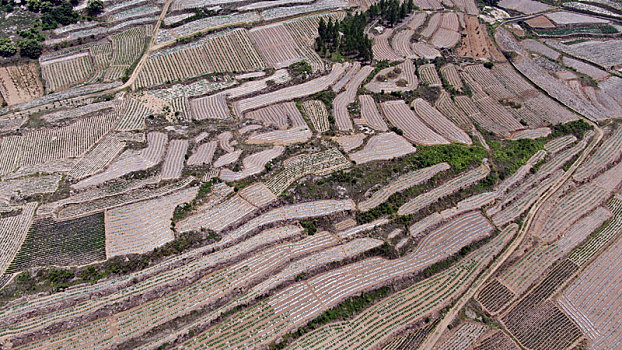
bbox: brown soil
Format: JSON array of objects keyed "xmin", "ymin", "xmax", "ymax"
[
  {"xmin": 458, "ymin": 15, "xmax": 506, "ymax": 62},
  {"xmin": 0, "ymin": 62, "xmax": 44, "ymax": 105},
  {"xmin": 524, "ymin": 15, "xmax": 556, "ymax": 29}
]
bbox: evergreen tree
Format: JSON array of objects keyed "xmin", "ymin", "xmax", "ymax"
[{"xmin": 318, "ymin": 18, "xmax": 326, "ymax": 40}]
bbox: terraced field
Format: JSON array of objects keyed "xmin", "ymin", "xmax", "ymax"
[{"xmin": 1, "ymin": 3, "xmax": 620, "ymax": 350}]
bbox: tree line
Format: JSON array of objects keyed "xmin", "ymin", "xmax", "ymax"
[
  {"xmin": 314, "ymin": 0, "xmax": 415, "ymax": 62},
  {"xmin": 0, "ymin": 0, "xmax": 104, "ymax": 59}
]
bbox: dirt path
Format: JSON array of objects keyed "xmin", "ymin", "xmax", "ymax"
[
  {"xmin": 122, "ymin": 0, "xmax": 174, "ymax": 90},
  {"xmin": 419, "ymin": 120, "xmax": 603, "ymax": 350}
]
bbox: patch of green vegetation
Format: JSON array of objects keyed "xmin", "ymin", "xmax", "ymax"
[
  {"xmin": 0, "ymin": 37, "xmax": 16, "ymax": 57},
  {"xmin": 535, "ymin": 25, "xmax": 618, "ymax": 36},
  {"xmin": 171, "ymin": 179, "xmax": 217, "ymax": 226},
  {"xmin": 300, "ymin": 219, "xmax": 319, "ymax": 235},
  {"xmin": 489, "ymin": 137, "xmax": 546, "ymax": 180},
  {"xmin": 564, "ymin": 38, "xmax": 589, "ymax": 45},
  {"xmin": 6, "ymin": 213, "xmax": 106, "ymax": 274},
  {"xmin": 309, "ymin": 88, "xmax": 336, "ymax": 110},
  {"xmin": 288, "ymin": 60, "xmax": 312, "ymax": 79},
  {"xmin": 551, "ymin": 119, "xmax": 592, "ymax": 139}
]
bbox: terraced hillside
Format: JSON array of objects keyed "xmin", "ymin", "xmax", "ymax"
[{"xmin": 0, "ymin": 1, "xmax": 620, "ymax": 349}]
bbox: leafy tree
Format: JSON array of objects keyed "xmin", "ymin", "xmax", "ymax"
[
  {"xmin": 18, "ymin": 38, "xmax": 43, "ymax": 59},
  {"xmin": 0, "ymin": 38, "xmax": 17, "ymax": 57},
  {"xmin": 86, "ymin": 0, "xmax": 104, "ymax": 16},
  {"xmin": 26, "ymin": 0, "xmax": 40, "ymax": 12}
]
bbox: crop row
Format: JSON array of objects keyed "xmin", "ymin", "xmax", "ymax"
[
  {"xmin": 440, "ymin": 63, "xmax": 463, "ymax": 90},
  {"xmin": 411, "ymin": 98, "xmax": 471, "ymax": 144},
  {"xmin": 491, "ymin": 133, "xmax": 590, "ymax": 216},
  {"xmin": 105, "ymin": 187, "xmax": 197, "ymax": 257},
  {"xmin": 476, "ymin": 279, "xmax": 516, "ymax": 315},
  {"xmin": 544, "ymin": 134, "xmax": 577, "ymax": 154},
  {"xmin": 332, "ymin": 134, "xmax": 365, "ymax": 152},
  {"xmin": 560, "ymin": 205, "xmax": 622, "ymax": 349},
  {"xmin": 189, "ymin": 93, "xmax": 230, "ymax": 120},
  {"xmin": 250, "ymin": 23, "xmax": 304, "ymax": 68},
  {"xmin": 289, "ymin": 227, "xmax": 511, "ymax": 349},
  {"xmin": 187, "ymin": 141, "xmax": 217, "ymax": 166},
  {"xmin": 471, "ymin": 330, "xmax": 519, "ymax": 350},
  {"xmin": 434, "ymin": 91, "xmax": 472, "ymax": 130},
  {"xmin": 116, "ymin": 98, "xmax": 152, "ymax": 131},
  {"xmin": 0, "ymin": 113, "xmax": 117, "ymax": 176},
  {"xmin": 235, "ymin": 237, "xmax": 384, "ymax": 309},
  {"xmin": 37, "ymin": 176, "xmax": 159, "ymax": 218},
  {"xmin": 136, "ymin": 29, "xmax": 265, "ymax": 89},
  {"xmin": 501, "ymin": 260, "xmax": 582, "ymax": 350},
  {"xmin": 574, "ymin": 125, "xmax": 622, "ymax": 183},
  {"xmin": 354, "ymin": 95, "xmax": 388, "ymax": 131},
  {"xmin": 413, "ymin": 0, "xmax": 443, "ymax": 10},
  {"xmin": 110, "ymin": 26, "xmax": 148, "ymax": 66},
  {"xmin": 391, "ymin": 29, "xmax": 416, "ymax": 58},
  {"xmin": 381, "ymin": 100, "xmax": 448, "ymax": 145},
  {"xmin": 265, "ymin": 148, "xmax": 351, "ymax": 195},
  {"xmin": 68, "ymin": 135, "xmax": 125, "ymax": 180},
  {"xmin": 349, "ymin": 132, "xmax": 416, "ymax": 164},
  {"xmin": 161, "ymin": 139, "xmax": 188, "ymax": 180},
  {"xmin": 234, "ymin": 62, "xmax": 346, "ymax": 114},
  {"xmin": 431, "ymin": 27, "xmax": 460, "ymax": 49},
  {"xmin": 437, "ymin": 322, "xmax": 487, "ymax": 350},
  {"xmin": 246, "ymin": 126, "xmax": 312, "ymax": 146},
  {"xmin": 471, "ymin": 92, "xmax": 523, "ymax": 135},
  {"xmin": 412, "ymin": 42, "xmax": 441, "ymax": 59},
  {"xmin": 59, "ymin": 177, "xmax": 193, "ymax": 221},
  {"xmin": 334, "ymin": 65, "xmax": 374, "ymax": 131},
  {"xmin": 533, "ymin": 181, "xmax": 612, "ymax": 244},
  {"xmin": 0, "ymin": 203, "xmax": 37, "ymax": 276},
  {"xmin": 246, "ymin": 101, "xmax": 305, "ymax": 128},
  {"xmin": 499, "ymin": 28, "xmax": 604, "ymax": 122},
  {"xmin": 1, "ymin": 198, "xmax": 282, "ymax": 325},
  {"xmin": 421, "ymin": 13, "xmax": 441, "ymax": 38},
  {"xmin": 73, "ymin": 132, "xmax": 168, "ymax": 190},
  {"xmin": 0, "ymin": 174, "xmax": 61, "ymax": 202},
  {"xmin": 398, "ymin": 162, "xmax": 490, "ymax": 216},
  {"xmin": 569, "ymin": 196, "xmax": 622, "ymax": 266},
  {"xmin": 214, "ymin": 150, "xmax": 242, "ymax": 169},
  {"xmin": 373, "ymin": 28, "xmax": 402, "ymax": 61},
  {"xmin": 358, "ymin": 163, "xmax": 449, "ymax": 212},
  {"xmin": 177, "ymin": 212, "xmax": 497, "ymax": 349},
  {"xmin": 6, "ymin": 213, "xmax": 105, "ymax": 274},
  {"xmin": 5, "ymin": 225, "xmax": 307, "ymax": 348},
  {"xmin": 40, "ymin": 53, "xmax": 94, "ymax": 92},
  {"xmin": 418, "ymin": 63, "xmax": 442, "ymax": 87},
  {"xmin": 220, "ymin": 146, "xmax": 285, "ymax": 182},
  {"xmin": 301, "ymin": 100, "xmax": 330, "ymax": 133}
]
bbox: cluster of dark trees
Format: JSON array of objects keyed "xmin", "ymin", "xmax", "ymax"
[
  {"xmin": 368, "ymin": 0, "xmax": 415, "ymax": 27},
  {"xmin": 315, "ymin": 13, "xmax": 373, "ymax": 61},
  {"xmin": 314, "ymin": 0, "xmax": 415, "ymax": 61},
  {"xmin": 0, "ymin": 0, "xmax": 104, "ymax": 59}
]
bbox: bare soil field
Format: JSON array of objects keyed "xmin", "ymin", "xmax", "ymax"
[{"xmin": 0, "ymin": 63, "xmax": 44, "ymax": 105}]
